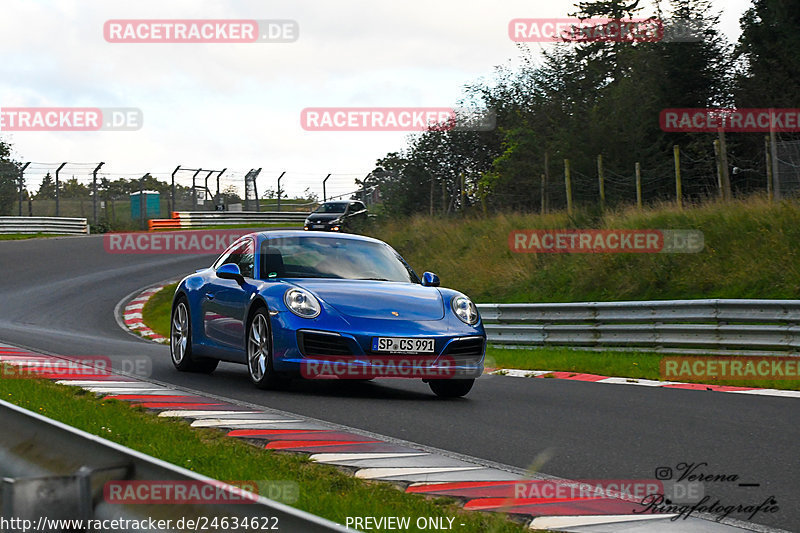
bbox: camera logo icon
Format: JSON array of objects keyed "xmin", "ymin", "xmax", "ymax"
[{"xmin": 655, "ymin": 467, "xmax": 673, "ymax": 480}]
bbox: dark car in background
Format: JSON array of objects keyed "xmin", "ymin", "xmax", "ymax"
[{"xmin": 304, "ymin": 201, "xmax": 368, "ymax": 232}]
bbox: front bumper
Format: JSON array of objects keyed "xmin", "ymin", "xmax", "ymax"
[
  {"xmin": 270, "ymin": 312, "xmax": 485, "ymax": 379},
  {"xmin": 304, "ymin": 221, "xmax": 342, "ymax": 232}
]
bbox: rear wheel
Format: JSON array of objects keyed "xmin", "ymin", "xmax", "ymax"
[
  {"xmin": 247, "ymin": 308, "xmax": 285, "ymax": 389},
  {"xmin": 170, "ymin": 297, "xmax": 218, "ymax": 374},
  {"xmin": 429, "ymin": 379, "xmax": 474, "ymax": 398}
]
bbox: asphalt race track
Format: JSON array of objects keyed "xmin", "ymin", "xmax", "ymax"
[{"xmin": 0, "ymin": 234, "xmax": 797, "ymax": 531}]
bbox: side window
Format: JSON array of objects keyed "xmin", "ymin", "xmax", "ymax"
[
  {"xmin": 229, "ymin": 239, "xmax": 255, "ymax": 278},
  {"xmin": 213, "ymin": 242, "xmax": 239, "ymax": 269},
  {"xmin": 215, "ymin": 239, "xmax": 255, "ymax": 278}
]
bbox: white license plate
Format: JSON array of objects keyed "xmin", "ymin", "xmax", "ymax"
[
  {"xmin": 372, "ymin": 337, "xmax": 435, "ymax": 353},
  {"xmin": 312, "ymin": 225, "xmax": 325, "ymax": 229}
]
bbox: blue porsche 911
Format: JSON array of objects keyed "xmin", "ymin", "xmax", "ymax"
[{"xmin": 170, "ymin": 231, "xmax": 485, "ymax": 397}]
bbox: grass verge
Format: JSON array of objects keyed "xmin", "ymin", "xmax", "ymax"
[
  {"xmin": 141, "ymin": 283, "xmax": 178, "ymax": 338},
  {"xmin": 0, "ymin": 373, "xmax": 527, "ymax": 532},
  {"xmin": 365, "ymin": 196, "xmax": 800, "ymax": 303},
  {"xmin": 488, "ymin": 346, "xmax": 800, "ymax": 391},
  {"xmin": 0, "ymin": 233, "xmax": 69, "ymax": 240}
]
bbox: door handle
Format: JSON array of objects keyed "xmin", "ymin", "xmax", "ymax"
[{"xmin": 206, "ymin": 293, "xmax": 215, "ymax": 300}]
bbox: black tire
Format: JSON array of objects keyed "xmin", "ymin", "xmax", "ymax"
[
  {"xmin": 429, "ymin": 379, "xmax": 474, "ymax": 398},
  {"xmin": 246, "ymin": 307, "xmax": 285, "ymax": 389},
  {"xmin": 170, "ymin": 297, "xmax": 219, "ymax": 374}
]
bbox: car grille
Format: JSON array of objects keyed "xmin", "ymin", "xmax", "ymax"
[
  {"xmin": 298, "ymin": 331, "xmax": 351, "ymax": 356},
  {"xmin": 442, "ymin": 337, "xmax": 485, "ymax": 365}
]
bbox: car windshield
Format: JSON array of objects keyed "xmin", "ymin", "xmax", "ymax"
[
  {"xmin": 260, "ymin": 236, "xmax": 418, "ymax": 282},
  {"xmin": 314, "ymin": 202, "xmax": 348, "ymax": 214}
]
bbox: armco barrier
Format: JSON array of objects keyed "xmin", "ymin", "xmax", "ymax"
[
  {"xmin": 149, "ymin": 211, "xmax": 309, "ymax": 230},
  {"xmin": 477, "ymin": 299, "xmax": 800, "ymax": 352},
  {"xmin": 0, "ymin": 399, "xmax": 348, "ymax": 532},
  {"xmin": 0, "ymin": 216, "xmax": 89, "ymax": 235}
]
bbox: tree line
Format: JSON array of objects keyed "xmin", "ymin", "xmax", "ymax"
[{"xmin": 363, "ymin": 0, "xmax": 800, "ymax": 215}]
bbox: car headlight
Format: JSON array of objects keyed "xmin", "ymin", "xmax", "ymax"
[
  {"xmin": 284, "ymin": 288, "xmax": 321, "ymax": 318},
  {"xmin": 451, "ymin": 295, "xmax": 479, "ymax": 325}
]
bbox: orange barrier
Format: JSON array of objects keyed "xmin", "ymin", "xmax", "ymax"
[{"xmin": 148, "ymin": 219, "xmax": 182, "ymax": 231}]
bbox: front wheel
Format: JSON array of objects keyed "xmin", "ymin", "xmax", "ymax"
[
  {"xmin": 247, "ymin": 308, "xmax": 284, "ymax": 389},
  {"xmin": 170, "ymin": 297, "xmax": 218, "ymax": 374},
  {"xmin": 429, "ymin": 379, "xmax": 474, "ymax": 398}
]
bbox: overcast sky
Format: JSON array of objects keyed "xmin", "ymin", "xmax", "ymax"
[{"xmin": 1, "ymin": 0, "xmax": 753, "ymax": 198}]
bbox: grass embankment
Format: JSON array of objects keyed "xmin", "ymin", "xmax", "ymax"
[
  {"xmin": 0, "ymin": 374, "xmax": 527, "ymax": 532},
  {"xmin": 142, "ymin": 283, "xmax": 178, "ymax": 338},
  {"xmin": 486, "ymin": 346, "xmax": 800, "ymax": 391},
  {"xmin": 0, "ymin": 233, "xmax": 69, "ymax": 240},
  {"xmin": 367, "ymin": 196, "xmax": 800, "ymax": 303}
]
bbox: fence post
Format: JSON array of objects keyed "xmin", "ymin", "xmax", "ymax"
[
  {"xmin": 139, "ymin": 174, "xmax": 148, "ymax": 230},
  {"xmin": 713, "ymin": 140, "xmax": 724, "ymax": 200},
  {"xmin": 564, "ymin": 159, "xmax": 573, "ymax": 215},
  {"xmin": 192, "ymin": 169, "xmax": 202, "ymax": 209},
  {"xmin": 635, "ymin": 162, "xmax": 642, "ymax": 210},
  {"xmin": 597, "ymin": 154, "xmax": 605, "ymax": 211},
  {"xmin": 55, "ymin": 162, "xmax": 66, "ymax": 216},
  {"xmin": 673, "ymin": 146, "xmax": 682, "ymax": 209},
  {"xmin": 459, "ymin": 172, "xmax": 465, "ymax": 212},
  {"xmin": 92, "ymin": 162, "xmax": 104, "ymax": 225},
  {"xmin": 18, "ymin": 162, "xmax": 30, "ymax": 217},
  {"xmin": 277, "ymin": 171, "xmax": 286, "ymax": 212},
  {"xmin": 765, "ymin": 136, "xmax": 773, "ymax": 201},
  {"xmin": 769, "ymin": 116, "xmax": 780, "ymax": 200},
  {"xmin": 323, "ymin": 173, "xmax": 331, "ymax": 202},
  {"xmin": 540, "ymin": 174, "xmax": 546, "ymax": 214},
  {"xmin": 171, "ymin": 165, "xmax": 180, "ymax": 214},
  {"xmin": 543, "ymin": 151, "xmax": 550, "ymax": 214},
  {"xmin": 718, "ymin": 130, "xmax": 732, "ymax": 200}
]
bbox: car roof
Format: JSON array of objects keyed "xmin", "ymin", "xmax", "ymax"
[{"xmin": 253, "ymin": 230, "xmax": 384, "ymax": 245}]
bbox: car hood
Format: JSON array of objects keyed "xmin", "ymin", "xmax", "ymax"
[
  {"xmin": 306, "ymin": 214, "xmax": 342, "ymax": 222},
  {"xmin": 290, "ymin": 279, "xmax": 445, "ymax": 321}
]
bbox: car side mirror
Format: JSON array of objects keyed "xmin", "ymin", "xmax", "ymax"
[
  {"xmin": 216, "ymin": 263, "xmax": 244, "ymax": 284},
  {"xmin": 421, "ymin": 272, "xmax": 440, "ymax": 287}
]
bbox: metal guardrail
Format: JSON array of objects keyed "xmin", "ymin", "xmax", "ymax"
[
  {"xmin": 477, "ymin": 300, "xmax": 800, "ymax": 352},
  {"xmin": 0, "ymin": 399, "xmax": 349, "ymax": 532},
  {"xmin": 0, "ymin": 217, "xmax": 89, "ymax": 235},
  {"xmin": 172, "ymin": 211, "xmax": 309, "ymax": 226}
]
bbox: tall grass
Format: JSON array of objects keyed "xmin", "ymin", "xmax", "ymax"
[{"xmin": 366, "ymin": 195, "xmax": 800, "ymax": 302}]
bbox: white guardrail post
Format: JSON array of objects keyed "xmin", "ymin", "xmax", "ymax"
[
  {"xmin": 0, "ymin": 217, "xmax": 89, "ymax": 235},
  {"xmin": 476, "ymin": 300, "xmax": 800, "ymax": 353},
  {"xmin": 0, "ymin": 400, "xmax": 349, "ymax": 532}
]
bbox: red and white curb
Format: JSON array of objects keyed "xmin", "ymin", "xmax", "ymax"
[
  {"xmin": 1, "ymin": 342, "xmax": 782, "ymax": 533},
  {"xmin": 122, "ymin": 284, "xmax": 170, "ymax": 344},
  {"xmin": 490, "ymin": 369, "xmax": 800, "ymax": 399}
]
